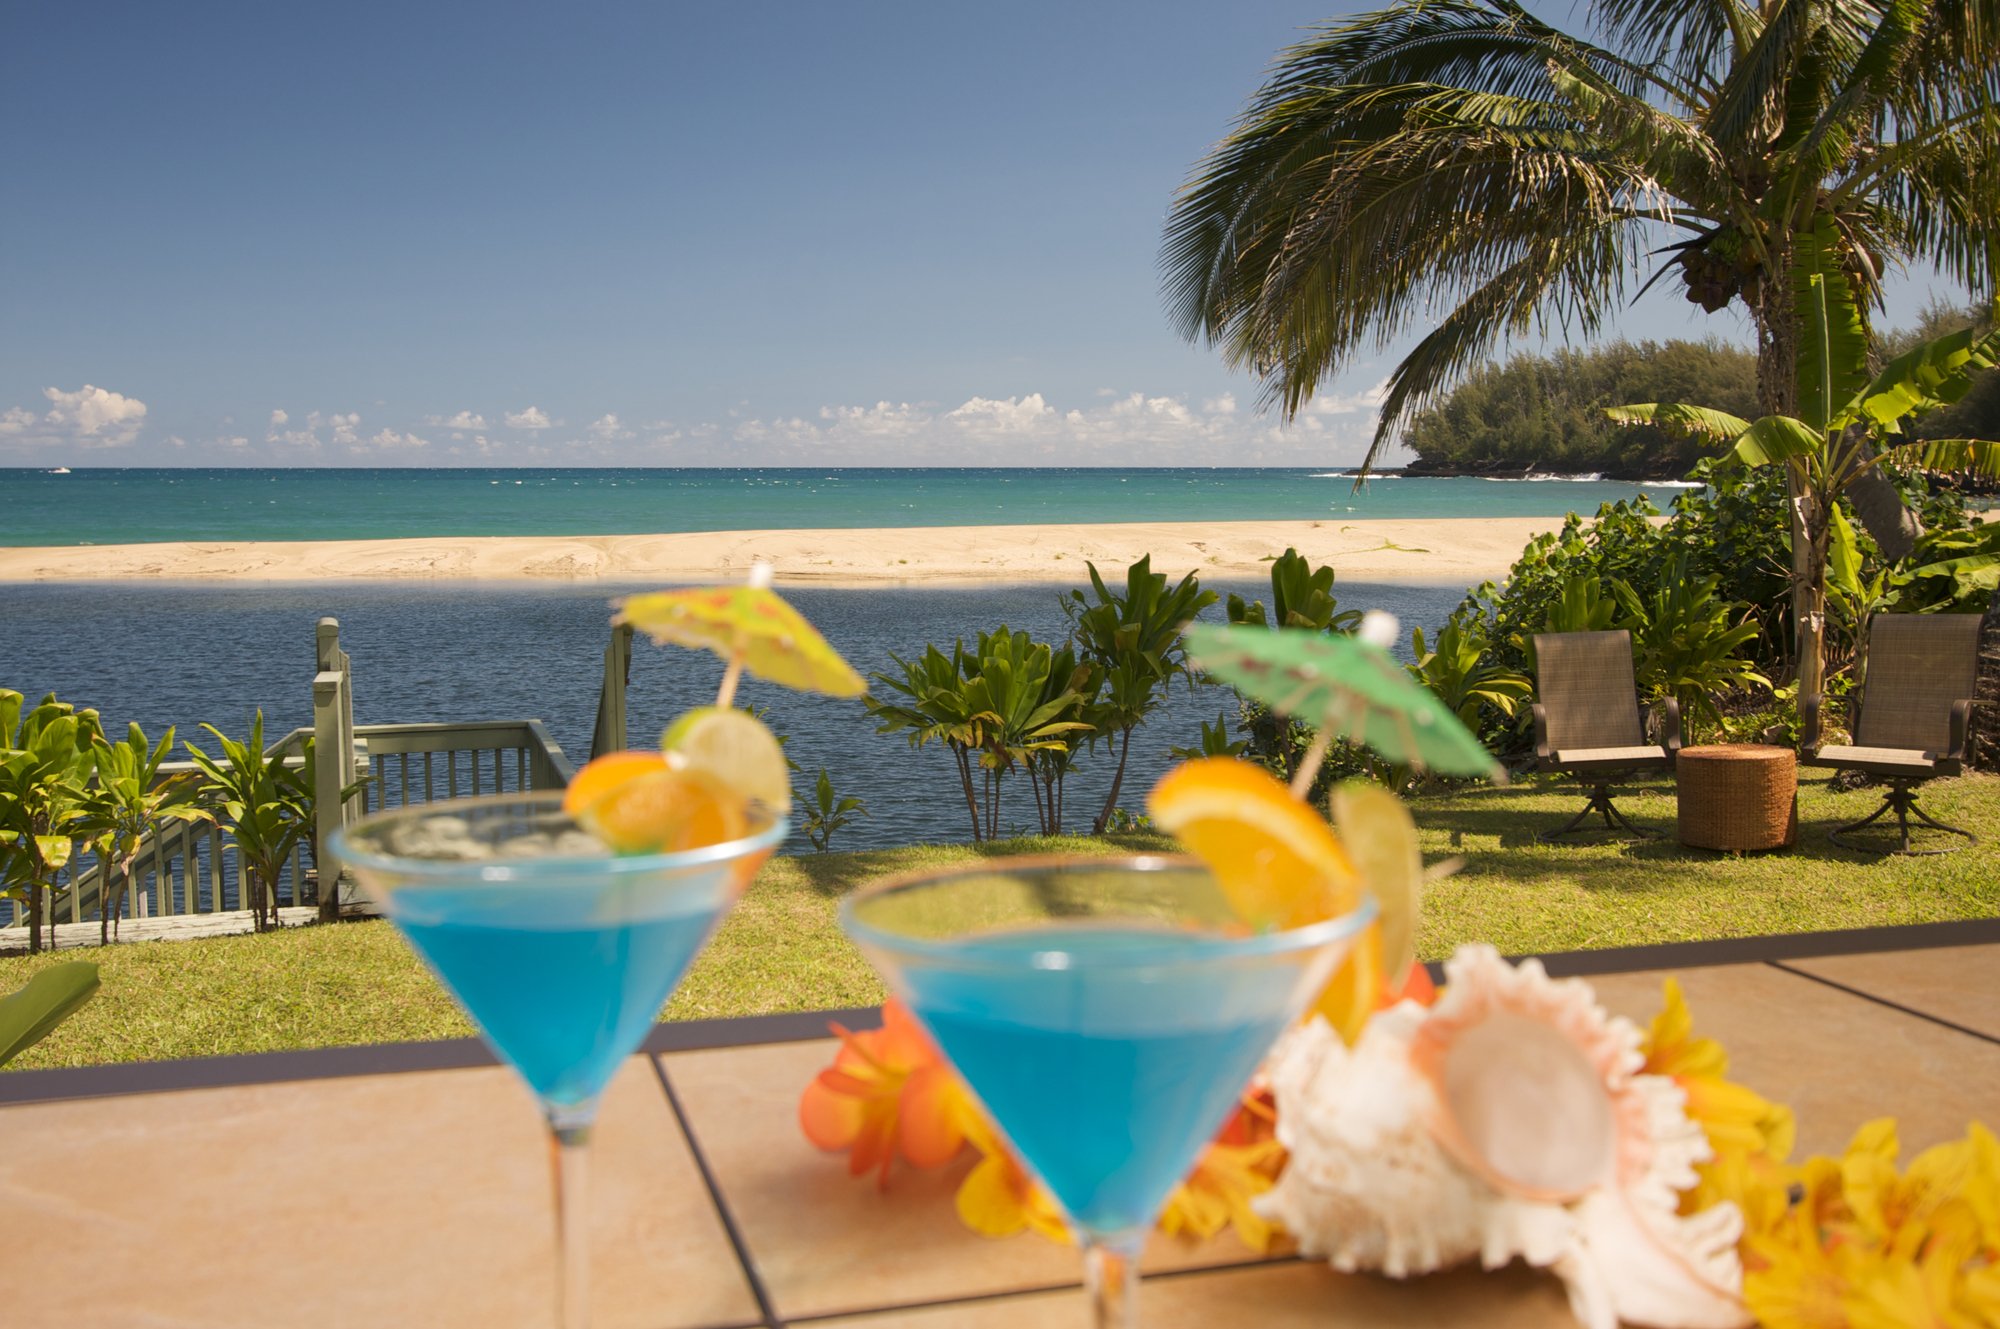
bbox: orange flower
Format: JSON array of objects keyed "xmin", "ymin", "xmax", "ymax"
[{"xmin": 798, "ymin": 999, "xmax": 969, "ymax": 1187}]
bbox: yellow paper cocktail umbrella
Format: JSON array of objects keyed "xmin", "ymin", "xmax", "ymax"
[{"xmin": 615, "ymin": 562, "xmax": 867, "ymax": 707}]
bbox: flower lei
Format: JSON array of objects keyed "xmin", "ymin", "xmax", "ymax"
[{"xmin": 800, "ymin": 972, "xmax": 1999, "ymax": 1326}]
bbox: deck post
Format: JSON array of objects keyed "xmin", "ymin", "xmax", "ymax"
[
  {"xmin": 589, "ymin": 623, "xmax": 634, "ymax": 759},
  {"xmin": 313, "ymin": 618, "xmax": 358, "ymax": 920}
]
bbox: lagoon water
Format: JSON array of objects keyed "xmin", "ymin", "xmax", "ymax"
[
  {"xmin": 0, "ymin": 467, "xmax": 1684, "ymax": 546},
  {"xmin": 0, "ymin": 579, "xmax": 1468, "ymax": 852}
]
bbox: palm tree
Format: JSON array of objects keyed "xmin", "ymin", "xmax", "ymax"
[
  {"xmin": 1063, "ymin": 557, "xmax": 1217, "ymax": 833},
  {"xmin": 1163, "ymin": 0, "xmax": 1998, "ymax": 662}
]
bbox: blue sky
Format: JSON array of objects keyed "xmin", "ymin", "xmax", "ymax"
[{"xmin": 0, "ymin": 2, "xmax": 1962, "ymax": 468}]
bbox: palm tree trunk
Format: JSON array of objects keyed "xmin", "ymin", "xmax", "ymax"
[
  {"xmin": 951, "ymin": 745, "xmax": 981, "ymax": 842},
  {"xmin": 1845, "ymin": 444, "xmax": 1923, "ymax": 561},
  {"xmin": 28, "ymin": 878, "xmax": 43, "ymax": 954},
  {"xmin": 1092, "ymin": 728, "xmax": 1135, "ymax": 836},
  {"xmin": 1796, "ymin": 510, "xmax": 1832, "ymax": 709}
]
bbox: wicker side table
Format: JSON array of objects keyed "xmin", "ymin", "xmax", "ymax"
[{"xmin": 1677, "ymin": 744, "xmax": 1799, "ymax": 852}]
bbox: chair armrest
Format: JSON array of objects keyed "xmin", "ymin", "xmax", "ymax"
[
  {"xmin": 1945, "ymin": 699, "xmax": 1974, "ymax": 767},
  {"xmin": 1799, "ymin": 695, "xmax": 1822, "ymax": 756},
  {"xmin": 1658, "ymin": 697, "xmax": 1683, "ymax": 755},
  {"xmin": 1532, "ymin": 704, "xmax": 1552, "ymax": 765}
]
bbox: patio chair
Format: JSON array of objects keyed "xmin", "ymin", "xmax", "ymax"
[
  {"xmin": 1531, "ymin": 629, "xmax": 1682, "ymax": 841},
  {"xmin": 1804, "ymin": 612, "xmax": 1983, "ymax": 854}
]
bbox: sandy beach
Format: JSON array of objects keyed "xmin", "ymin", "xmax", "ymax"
[{"xmin": 0, "ymin": 517, "xmax": 1576, "ymax": 586}]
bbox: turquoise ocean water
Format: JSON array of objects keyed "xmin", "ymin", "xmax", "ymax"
[{"xmin": 0, "ymin": 467, "xmax": 1685, "ymax": 546}]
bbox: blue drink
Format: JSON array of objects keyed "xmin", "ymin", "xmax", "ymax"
[
  {"xmin": 332, "ymin": 793, "xmax": 785, "ymax": 1329},
  {"xmin": 843, "ymin": 858, "xmax": 1374, "ymax": 1329},
  {"xmin": 392, "ymin": 881, "xmax": 728, "ymax": 1108},
  {"xmin": 905, "ymin": 927, "xmax": 1297, "ymax": 1233}
]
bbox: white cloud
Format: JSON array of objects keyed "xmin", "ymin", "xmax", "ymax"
[
  {"xmin": 506, "ymin": 405, "xmax": 552, "ymax": 430},
  {"xmin": 1304, "ymin": 378, "xmax": 1391, "ymax": 417},
  {"xmin": 269, "ymin": 408, "xmax": 289, "ymax": 426},
  {"xmin": 41, "ymin": 384, "xmax": 148, "ymax": 444},
  {"xmin": 0, "ymin": 407, "xmax": 35, "ymax": 435},
  {"xmin": 363, "ymin": 428, "xmax": 429, "ymax": 452},
  {"xmin": 429, "ymin": 410, "xmax": 488, "ymax": 430},
  {"xmin": 1204, "ymin": 392, "xmax": 1237, "ymax": 416},
  {"xmin": 945, "ymin": 393, "xmax": 1054, "ymax": 434},
  {"xmin": 587, "ymin": 413, "xmax": 631, "ymax": 440}
]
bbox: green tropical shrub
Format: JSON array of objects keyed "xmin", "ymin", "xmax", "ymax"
[
  {"xmin": 1408, "ymin": 617, "xmax": 1533, "ymax": 734},
  {"xmin": 0, "ymin": 691, "xmax": 101, "ymax": 953},
  {"xmin": 184, "ymin": 712, "xmax": 311, "ymax": 933},
  {"xmin": 865, "ymin": 628, "xmax": 1093, "ymax": 842},
  {"xmin": 1225, "ymin": 548, "xmax": 1361, "ymax": 633},
  {"xmin": 1064, "ymin": 557, "xmax": 1216, "ymax": 833},
  {"xmin": 77, "ymin": 723, "xmax": 209, "ymax": 944},
  {"xmin": 1169, "ymin": 712, "xmax": 1246, "ymax": 762},
  {"xmin": 800, "ymin": 769, "xmax": 867, "ymax": 853},
  {"xmin": 1611, "ymin": 555, "xmax": 1768, "ymax": 732}
]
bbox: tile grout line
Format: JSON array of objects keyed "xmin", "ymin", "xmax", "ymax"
[
  {"xmin": 1765, "ymin": 960, "xmax": 2000, "ymax": 1048},
  {"xmin": 649, "ymin": 1053, "xmax": 788, "ymax": 1329},
  {"xmin": 778, "ymin": 1254, "xmax": 1303, "ymax": 1325}
]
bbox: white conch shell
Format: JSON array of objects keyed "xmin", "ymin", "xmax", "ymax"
[{"xmin": 1257, "ymin": 945, "xmax": 1752, "ymax": 1329}]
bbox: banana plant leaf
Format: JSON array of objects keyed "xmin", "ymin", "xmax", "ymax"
[
  {"xmin": 1185, "ymin": 624, "xmax": 1502, "ymax": 781},
  {"xmin": 0, "ymin": 960, "xmax": 99, "ymax": 1066}
]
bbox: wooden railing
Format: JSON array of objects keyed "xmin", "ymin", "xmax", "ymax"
[{"xmin": 4, "ymin": 619, "xmax": 576, "ymax": 931}]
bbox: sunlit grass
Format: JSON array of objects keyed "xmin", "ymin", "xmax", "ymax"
[{"xmin": 5, "ymin": 769, "xmax": 1995, "ymax": 1071}]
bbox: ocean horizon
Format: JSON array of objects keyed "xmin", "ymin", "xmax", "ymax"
[{"xmin": 0, "ymin": 466, "xmax": 1693, "ymax": 547}]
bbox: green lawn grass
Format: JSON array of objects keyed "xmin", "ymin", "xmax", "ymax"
[{"xmin": 5, "ymin": 769, "xmax": 1996, "ymax": 1071}]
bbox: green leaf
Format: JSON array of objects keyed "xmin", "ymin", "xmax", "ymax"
[
  {"xmin": 1732, "ymin": 415, "xmax": 1823, "ymax": 466},
  {"xmin": 1827, "ymin": 504, "xmax": 1862, "ymax": 600},
  {"xmin": 1791, "ymin": 216, "xmax": 1869, "ymax": 434},
  {"xmin": 1608, "ymin": 402, "xmax": 1753, "ymax": 442},
  {"xmin": 1877, "ymin": 438, "xmax": 2000, "ymax": 481},
  {"xmin": 0, "ymin": 961, "xmax": 99, "ymax": 1066}
]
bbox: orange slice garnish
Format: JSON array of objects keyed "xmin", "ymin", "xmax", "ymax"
[
  {"xmin": 1146, "ymin": 758, "xmax": 1360, "ymax": 930},
  {"xmin": 563, "ymin": 751, "xmax": 672, "ymax": 818},
  {"xmin": 567, "ymin": 759, "xmax": 748, "ymax": 855}
]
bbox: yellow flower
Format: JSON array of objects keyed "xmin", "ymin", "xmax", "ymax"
[
  {"xmin": 1642, "ymin": 977, "xmax": 1795, "ymax": 1163},
  {"xmin": 1158, "ymin": 1137, "xmax": 1287, "ymax": 1251},
  {"xmin": 1158, "ymin": 1089, "xmax": 1288, "ymax": 1252},
  {"xmin": 1744, "ymin": 1118, "xmax": 2000, "ymax": 1329},
  {"xmin": 952, "ymin": 1108, "xmax": 1070, "ymax": 1244}
]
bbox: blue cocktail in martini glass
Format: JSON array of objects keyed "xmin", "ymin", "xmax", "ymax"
[
  {"xmin": 332, "ymin": 791, "xmax": 784, "ymax": 1329},
  {"xmin": 842, "ymin": 855, "xmax": 1374, "ymax": 1328}
]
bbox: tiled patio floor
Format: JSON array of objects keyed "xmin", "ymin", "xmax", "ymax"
[{"xmin": 4, "ymin": 921, "xmax": 1995, "ymax": 1327}]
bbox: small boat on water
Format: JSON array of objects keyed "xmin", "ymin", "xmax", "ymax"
[{"xmin": 48, "ymin": 466, "xmax": 71, "ymax": 474}]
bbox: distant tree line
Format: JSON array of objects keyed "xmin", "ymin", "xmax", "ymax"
[
  {"xmin": 1398, "ymin": 304, "xmax": 1999, "ymax": 480},
  {"xmin": 1400, "ymin": 339, "xmax": 1758, "ymax": 479}
]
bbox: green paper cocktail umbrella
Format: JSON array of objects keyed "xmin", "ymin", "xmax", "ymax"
[{"xmin": 1184, "ymin": 619, "xmax": 1503, "ymax": 793}]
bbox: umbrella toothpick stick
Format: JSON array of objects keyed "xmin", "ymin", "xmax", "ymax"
[
  {"xmin": 1289, "ymin": 729, "xmax": 1333, "ymax": 799},
  {"xmin": 713, "ymin": 561, "xmax": 774, "ymax": 710},
  {"xmin": 715, "ymin": 651, "xmax": 745, "ymax": 710}
]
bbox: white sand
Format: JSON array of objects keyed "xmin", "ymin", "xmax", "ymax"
[{"xmin": 0, "ymin": 517, "xmax": 1575, "ymax": 586}]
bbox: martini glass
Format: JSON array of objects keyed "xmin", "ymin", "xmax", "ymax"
[
  {"xmin": 842, "ymin": 855, "xmax": 1375, "ymax": 1328},
  {"xmin": 331, "ymin": 792, "xmax": 784, "ymax": 1329}
]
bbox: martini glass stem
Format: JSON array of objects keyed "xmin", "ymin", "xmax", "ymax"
[
  {"xmin": 1083, "ymin": 1234, "xmax": 1142, "ymax": 1329},
  {"xmin": 547, "ymin": 1111, "xmax": 595, "ymax": 1329}
]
